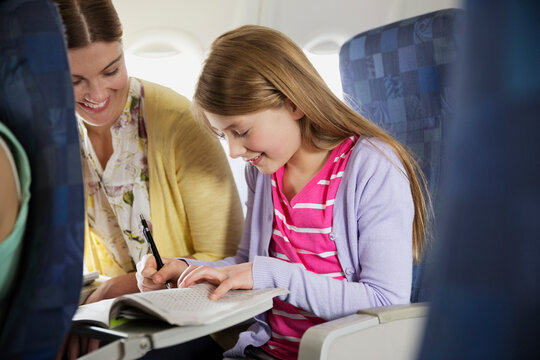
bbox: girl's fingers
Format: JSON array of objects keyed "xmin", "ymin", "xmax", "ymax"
[
  {"xmin": 175, "ymin": 262, "xmax": 254, "ymax": 300},
  {"xmin": 177, "ymin": 265, "xmax": 206, "ymax": 287},
  {"xmin": 209, "ymin": 279, "xmax": 234, "ymax": 300},
  {"xmin": 152, "ymin": 259, "xmax": 187, "ymax": 285},
  {"xmin": 178, "ymin": 266, "xmax": 225, "ymax": 288},
  {"xmin": 177, "ymin": 264, "xmax": 201, "ymax": 285},
  {"xmin": 136, "ymin": 255, "xmax": 188, "ymax": 292},
  {"xmin": 141, "ymin": 277, "xmax": 166, "ymax": 292},
  {"xmin": 136, "ymin": 254, "xmax": 156, "ymax": 291}
]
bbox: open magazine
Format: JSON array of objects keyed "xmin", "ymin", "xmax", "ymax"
[{"xmin": 73, "ymin": 283, "xmax": 288, "ymax": 328}]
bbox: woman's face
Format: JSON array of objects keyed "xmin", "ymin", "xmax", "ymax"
[{"xmin": 68, "ymin": 41, "xmax": 129, "ymax": 129}]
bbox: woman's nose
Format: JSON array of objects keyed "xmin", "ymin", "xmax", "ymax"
[{"xmin": 85, "ymin": 80, "xmax": 107, "ymax": 102}]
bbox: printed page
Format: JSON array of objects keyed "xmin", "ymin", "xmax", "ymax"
[
  {"xmin": 113, "ymin": 283, "xmax": 288, "ymax": 326},
  {"xmin": 72, "ymin": 298, "xmax": 115, "ymax": 328}
]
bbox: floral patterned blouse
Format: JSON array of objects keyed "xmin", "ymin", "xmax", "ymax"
[{"xmin": 77, "ymin": 78, "xmax": 150, "ymax": 273}]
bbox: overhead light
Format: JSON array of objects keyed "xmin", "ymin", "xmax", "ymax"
[
  {"xmin": 308, "ymin": 40, "xmax": 341, "ymax": 55},
  {"xmin": 132, "ymin": 42, "xmax": 181, "ymax": 58},
  {"xmin": 304, "ymin": 34, "xmax": 348, "ymax": 55},
  {"xmin": 127, "ymin": 28, "xmax": 203, "ymax": 59}
]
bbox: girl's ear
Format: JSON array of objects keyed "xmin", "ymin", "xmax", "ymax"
[{"xmin": 284, "ymin": 98, "xmax": 305, "ymax": 121}]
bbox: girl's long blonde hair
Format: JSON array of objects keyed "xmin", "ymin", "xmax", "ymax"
[{"xmin": 193, "ymin": 25, "xmax": 431, "ymax": 264}]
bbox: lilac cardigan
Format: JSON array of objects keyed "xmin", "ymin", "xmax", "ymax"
[{"xmin": 185, "ymin": 138, "xmax": 414, "ymax": 357}]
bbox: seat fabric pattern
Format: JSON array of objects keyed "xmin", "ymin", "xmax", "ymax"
[
  {"xmin": 0, "ymin": 0, "xmax": 84, "ymax": 358},
  {"xmin": 339, "ymin": 9, "xmax": 465, "ymax": 302}
]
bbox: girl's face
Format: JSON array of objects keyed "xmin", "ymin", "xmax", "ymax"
[
  {"xmin": 205, "ymin": 100, "xmax": 305, "ymax": 174},
  {"xmin": 68, "ymin": 41, "xmax": 129, "ymax": 129}
]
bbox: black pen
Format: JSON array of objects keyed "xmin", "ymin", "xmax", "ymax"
[{"xmin": 140, "ymin": 214, "xmax": 171, "ymax": 289}]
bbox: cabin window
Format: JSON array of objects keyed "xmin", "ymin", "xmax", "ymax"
[{"xmin": 304, "ymin": 35, "xmax": 346, "ymax": 100}]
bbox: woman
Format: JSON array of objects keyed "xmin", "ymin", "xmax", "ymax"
[{"xmin": 53, "ymin": 0, "xmax": 243, "ymax": 302}]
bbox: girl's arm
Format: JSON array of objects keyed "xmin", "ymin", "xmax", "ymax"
[{"xmin": 252, "ymin": 142, "xmax": 414, "ymax": 320}]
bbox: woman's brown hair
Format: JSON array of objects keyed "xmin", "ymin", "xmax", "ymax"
[
  {"xmin": 194, "ymin": 25, "xmax": 432, "ymax": 264},
  {"xmin": 53, "ymin": 0, "xmax": 122, "ymax": 49}
]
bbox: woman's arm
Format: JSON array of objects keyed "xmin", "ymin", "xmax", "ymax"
[
  {"xmin": 174, "ymin": 124, "xmax": 244, "ymax": 260},
  {"xmin": 144, "ymin": 82, "xmax": 244, "ymax": 261},
  {"xmin": 84, "ymin": 272, "xmax": 140, "ymax": 303}
]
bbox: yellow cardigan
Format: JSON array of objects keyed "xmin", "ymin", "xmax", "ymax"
[{"xmin": 84, "ymin": 80, "xmax": 243, "ymax": 276}]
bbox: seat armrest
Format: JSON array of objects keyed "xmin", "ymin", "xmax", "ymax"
[
  {"xmin": 298, "ymin": 303, "xmax": 429, "ymax": 360},
  {"xmin": 357, "ymin": 302, "xmax": 428, "ymax": 323}
]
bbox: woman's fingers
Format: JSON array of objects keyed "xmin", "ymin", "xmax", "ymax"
[
  {"xmin": 55, "ymin": 335, "xmax": 68, "ymax": 360},
  {"xmin": 88, "ymin": 338, "xmax": 101, "ymax": 353},
  {"xmin": 66, "ymin": 334, "xmax": 80, "ymax": 360},
  {"xmin": 58, "ymin": 334, "xmax": 100, "ymax": 360},
  {"xmin": 80, "ymin": 336, "xmax": 88, "ymax": 355}
]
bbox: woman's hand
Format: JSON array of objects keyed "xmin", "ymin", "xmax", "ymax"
[
  {"xmin": 55, "ymin": 333, "xmax": 100, "ymax": 360},
  {"xmin": 85, "ymin": 272, "xmax": 139, "ymax": 304},
  {"xmin": 57, "ymin": 272, "xmax": 141, "ymax": 359},
  {"xmin": 135, "ymin": 254, "xmax": 188, "ymax": 292},
  {"xmin": 178, "ymin": 262, "xmax": 254, "ymax": 300}
]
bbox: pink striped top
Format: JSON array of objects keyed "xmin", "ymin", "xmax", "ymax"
[{"xmin": 262, "ymin": 136, "xmax": 358, "ymax": 360}]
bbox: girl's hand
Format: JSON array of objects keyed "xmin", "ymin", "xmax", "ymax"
[
  {"xmin": 135, "ymin": 254, "xmax": 188, "ymax": 292},
  {"xmin": 178, "ymin": 262, "xmax": 254, "ymax": 300}
]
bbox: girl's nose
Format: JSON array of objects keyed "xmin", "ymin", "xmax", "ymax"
[{"xmin": 228, "ymin": 138, "xmax": 245, "ymax": 159}]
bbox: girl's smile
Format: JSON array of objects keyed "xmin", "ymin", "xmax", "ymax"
[{"xmin": 245, "ymin": 153, "xmax": 264, "ymax": 165}]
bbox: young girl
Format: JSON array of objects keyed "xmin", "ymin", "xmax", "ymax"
[{"xmin": 137, "ymin": 25, "xmax": 430, "ymax": 360}]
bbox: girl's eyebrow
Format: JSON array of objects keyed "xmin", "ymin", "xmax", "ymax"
[
  {"xmin": 222, "ymin": 121, "xmax": 244, "ymax": 131},
  {"xmin": 211, "ymin": 122, "xmax": 241, "ymax": 133}
]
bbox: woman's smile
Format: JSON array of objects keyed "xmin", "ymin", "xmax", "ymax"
[{"xmin": 78, "ymin": 97, "xmax": 110, "ymax": 113}]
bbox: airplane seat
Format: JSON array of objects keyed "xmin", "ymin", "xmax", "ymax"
[
  {"xmin": 0, "ymin": 0, "xmax": 85, "ymax": 358},
  {"xmin": 418, "ymin": 0, "xmax": 540, "ymax": 358},
  {"xmin": 298, "ymin": 8, "xmax": 464, "ymax": 360}
]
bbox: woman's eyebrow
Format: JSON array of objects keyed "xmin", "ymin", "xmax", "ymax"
[
  {"xmin": 71, "ymin": 54, "xmax": 123, "ymax": 79},
  {"xmin": 102, "ymin": 54, "xmax": 123, "ymax": 71}
]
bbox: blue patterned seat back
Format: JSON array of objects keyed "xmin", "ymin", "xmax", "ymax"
[
  {"xmin": 418, "ymin": 0, "xmax": 540, "ymax": 358},
  {"xmin": 339, "ymin": 9, "xmax": 464, "ymax": 302},
  {"xmin": 0, "ymin": 0, "xmax": 84, "ymax": 358}
]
